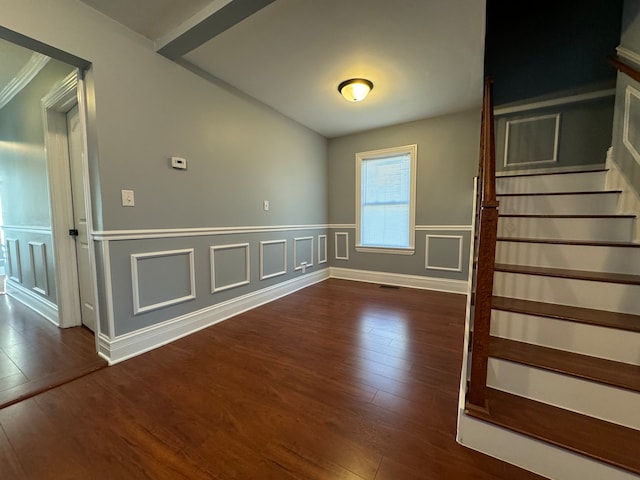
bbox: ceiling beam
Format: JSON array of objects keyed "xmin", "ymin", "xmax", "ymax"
[{"xmin": 156, "ymin": 0, "xmax": 276, "ymax": 60}]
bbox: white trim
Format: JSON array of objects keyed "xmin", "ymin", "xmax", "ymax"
[
  {"xmin": 355, "ymin": 246, "xmax": 415, "ymax": 255},
  {"xmin": 28, "ymin": 241, "xmax": 49, "ymax": 295},
  {"xmin": 259, "ymin": 239, "xmax": 287, "ymax": 280},
  {"xmin": 334, "ymin": 232, "xmax": 349, "ymax": 260},
  {"xmin": 494, "ymin": 89, "xmax": 615, "ymax": 116},
  {"xmin": 355, "ymin": 144, "xmax": 417, "ymax": 252},
  {"xmin": 329, "ymin": 267, "xmax": 468, "ymax": 294},
  {"xmin": 623, "ymin": 84, "xmax": 640, "ymax": 168},
  {"xmin": 99, "ymin": 269, "xmax": 329, "ymax": 365},
  {"xmin": 7, "ymin": 281, "xmax": 58, "ymax": 326},
  {"xmin": 425, "ymin": 235, "xmax": 463, "ymax": 272},
  {"xmin": 93, "ymin": 224, "xmax": 327, "ymax": 240},
  {"xmin": 318, "ymin": 234, "xmax": 327, "ymax": 264},
  {"xmin": 0, "ymin": 52, "xmax": 50, "ymax": 111},
  {"xmin": 0, "ymin": 225, "xmax": 52, "ymax": 234},
  {"xmin": 328, "ymin": 224, "xmax": 356, "ymax": 229},
  {"xmin": 293, "ymin": 236, "xmax": 314, "ymax": 271},
  {"xmin": 5, "ymin": 238, "xmax": 22, "ymax": 283},
  {"xmin": 617, "ymin": 46, "xmax": 640, "ymax": 70},
  {"xmin": 416, "ymin": 225, "xmax": 472, "ymax": 231},
  {"xmin": 331, "ymin": 224, "xmax": 473, "ymax": 232},
  {"xmin": 130, "ymin": 249, "xmax": 196, "ymax": 315},
  {"xmin": 210, "ymin": 243, "xmax": 250, "ymax": 293},
  {"xmin": 101, "ymin": 240, "xmax": 116, "ymax": 339},
  {"xmin": 504, "ymin": 113, "xmax": 560, "ymax": 167}
]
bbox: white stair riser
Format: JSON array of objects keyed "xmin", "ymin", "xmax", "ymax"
[
  {"xmin": 496, "ymin": 171, "xmax": 607, "ymax": 194},
  {"xmin": 498, "ymin": 193, "xmax": 619, "ymax": 215},
  {"xmin": 493, "ymin": 271, "xmax": 640, "ymax": 315},
  {"xmin": 498, "ymin": 216, "xmax": 635, "ymax": 242},
  {"xmin": 496, "ymin": 241, "xmax": 640, "ymax": 274},
  {"xmin": 487, "ymin": 359, "xmax": 640, "ymax": 430},
  {"xmin": 491, "ymin": 310, "xmax": 640, "ymax": 365}
]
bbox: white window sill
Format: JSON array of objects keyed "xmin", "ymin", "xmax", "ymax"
[{"xmin": 355, "ymin": 246, "xmax": 415, "ymax": 255}]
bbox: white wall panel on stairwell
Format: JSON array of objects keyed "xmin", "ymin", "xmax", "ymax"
[
  {"xmin": 493, "ymin": 271, "xmax": 640, "ymax": 315},
  {"xmin": 497, "ymin": 192, "xmax": 620, "ymax": 215},
  {"xmin": 496, "ymin": 170, "xmax": 606, "ymax": 194},
  {"xmin": 491, "ymin": 310, "xmax": 640, "ymax": 365},
  {"xmin": 496, "ymin": 241, "xmax": 640, "ymax": 274},
  {"xmin": 498, "ymin": 216, "xmax": 635, "ymax": 242}
]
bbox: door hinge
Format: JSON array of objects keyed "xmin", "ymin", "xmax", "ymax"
[{"xmin": 69, "ymin": 229, "xmax": 79, "ymax": 237}]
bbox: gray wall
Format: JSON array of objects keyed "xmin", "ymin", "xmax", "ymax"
[
  {"xmin": 2, "ymin": 0, "xmax": 328, "ymax": 343},
  {"xmin": 611, "ymin": 1, "xmax": 640, "ymax": 199},
  {"xmin": 327, "ymin": 109, "xmax": 480, "ymax": 281},
  {"xmin": 0, "ymin": 59, "xmax": 75, "ymax": 305},
  {"xmin": 495, "ymin": 95, "xmax": 615, "ymax": 173}
]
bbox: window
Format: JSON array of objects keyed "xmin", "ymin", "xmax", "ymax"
[{"xmin": 355, "ymin": 144, "xmax": 417, "ymax": 254}]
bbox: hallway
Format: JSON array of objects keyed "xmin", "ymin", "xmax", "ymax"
[{"xmin": 0, "ymin": 294, "xmax": 106, "ymax": 408}]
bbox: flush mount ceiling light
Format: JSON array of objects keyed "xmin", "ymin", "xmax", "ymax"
[{"xmin": 338, "ymin": 78, "xmax": 374, "ymax": 102}]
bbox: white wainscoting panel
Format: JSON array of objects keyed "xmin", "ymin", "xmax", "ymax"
[
  {"xmin": 335, "ymin": 232, "xmax": 349, "ymax": 260},
  {"xmin": 425, "ymin": 234, "xmax": 463, "ymax": 272},
  {"xmin": 131, "ymin": 248, "xmax": 196, "ymax": 315},
  {"xmin": 260, "ymin": 239, "xmax": 287, "ymax": 280},
  {"xmin": 504, "ymin": 113, "xmax": 560, "ymax": 167},
  {"xmin": 318, "ymin": 234, "xmax": 327, "ymax": 264},
  {"xmin": 5, "ymin": 238, "xmax": 22, "ymax": 283},
  {"xmin": 294, "ymin": 236, "xmax": 314, "ymax": 271},
  {"xmin": 28, "ymin": 241, "xmax": 49, "ymax": 295},
  {"xmin": 210, "ymin": 243, "xmax": 250, "ymax": 293}
]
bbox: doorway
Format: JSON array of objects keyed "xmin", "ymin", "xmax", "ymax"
[{"xmin": 42, "ymin": 69, "xmax": 99, "ymax": 335}]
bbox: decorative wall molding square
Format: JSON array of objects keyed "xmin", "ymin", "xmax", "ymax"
[
  {"xmin": 259, "ymin": 239, "xmax": 287, "ymax": 280},
  {"xmin": 6, "ymin": 238, "xmax": 22, "ymax": 283},
  {"xmin": 28, "ymin": 241, "xmax": 49, "ymax": 295},
  {"xmin": 504, "ymin": 113, "xmax": 560, "ymax": 167},
  {"xmin": 130, "ymin": 248, "xmax": 196, "ymax": 315},
  {"xmin": 335, "ymin": 232, "xmax": 349, "ymax": 260},
  {"xmin": 425, "ymin": 234, "xmax": 463, "ymax": 272},
  {"xmin": 293, "ymin": 236, "xmax": 314, "ymax": 271},
  {"xmin": 210, "ymin": 243, "xmax": 250, "ymax": 293},
  {"xmin": 318, "ymin": 234, "xmax": 328, "ymax": 264}
]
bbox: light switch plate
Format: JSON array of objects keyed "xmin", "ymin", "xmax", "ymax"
[{"xmin": 122, "ymin": 189, "xmax": 135, "ymax": 206}]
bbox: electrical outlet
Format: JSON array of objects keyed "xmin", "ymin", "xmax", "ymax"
[
  {"xmin": 121, "ymin": 189, "xmax": 135, "ymax": 207},
  {"xmin": 263, "ymin": 200, "xmax": 270, "ymax": 211},
  {"xmin": 301, "ymin": 262, "xmax": 307, "ymax": 273}
]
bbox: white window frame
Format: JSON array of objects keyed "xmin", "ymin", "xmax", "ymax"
[{"xmin": 355, "ymin": 144, "xmax": 417, "ymax": 255}]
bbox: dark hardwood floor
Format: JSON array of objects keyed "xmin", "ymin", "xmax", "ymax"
[
  {"xmin": 0, "ymin": 294, "xmax": 106, "ymax": 409},
  {"xmin": 0, "ymin": 279, "xmax": 545, "ymax": 479}
]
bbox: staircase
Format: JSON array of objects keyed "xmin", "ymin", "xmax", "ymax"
[{"xmin": 463, "ymin": 168, "xmax": 640, "ymax": 479}]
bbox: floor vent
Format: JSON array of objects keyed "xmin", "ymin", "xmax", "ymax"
[{"xmin": 379, "ymin": 284, "xmax": 400, "ymax": 289}]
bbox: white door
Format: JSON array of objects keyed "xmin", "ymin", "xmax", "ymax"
[{"xmin": 66, "ymin": 104, "xmax": 96, "ymax": 331}]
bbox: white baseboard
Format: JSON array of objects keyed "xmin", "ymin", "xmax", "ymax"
[
  {"xmin": 329, "ymin": 267, "xmax": 468, "ymax": 294},
  {"xmin": 457, "ymin": 413, "xmax": 639, "ymax": 480},
  {"xmin": 7, "ymin": 281, "xmax": 59, "ymax": 326},
  {"xmin": 100, "ymin": 268, "xmax": 330, "ymax": 365}
]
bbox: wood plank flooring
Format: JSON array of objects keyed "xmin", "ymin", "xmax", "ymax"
[
  {"xmin": 0, "ymin": 279, "xmax": 545, "ymax": 479},
  {"xmin": 0, "ymin": 294, "xmax": 106, "ymax": 409}
]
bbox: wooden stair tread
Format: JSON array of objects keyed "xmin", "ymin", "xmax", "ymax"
[
  {"xmin": 496, "ymin": 168, "xmax": 608, "ymax": 179},
  {"xmin": 497, "ymin": 190, "xmax": 622, "ymax": 197},
  {"xmin": 496, "ymin": 237, "xmax": 640, "ymax": 248},
  {"xmin": 494, "ymin": 263, "xmax": 640, "ymax": 285},
  {"xmin": 488, "ymin": 336, "xmax": 640, "ymax": 393},
  {"xmin": 465, "ymin": 388, "xmax": 640, "ymax": 475},
  {"xmin": 492, "ymin": 296, "xmax": 640, "ymax": 333}
]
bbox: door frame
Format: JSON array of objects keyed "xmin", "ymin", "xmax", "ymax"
[{"xmin": 42, "ymin": 69, "xmax": 100, "ymax": 340}]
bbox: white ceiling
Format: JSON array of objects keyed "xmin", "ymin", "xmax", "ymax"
[{"xmin": 83, "ymin": 0, "xmax": 487, "ymax": 138}]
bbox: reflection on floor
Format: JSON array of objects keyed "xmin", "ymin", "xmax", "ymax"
[{"xmin": 0, "ymin": 294, "xmax": 107, "ymax": 409}]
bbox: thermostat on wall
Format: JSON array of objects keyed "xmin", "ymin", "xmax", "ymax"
[{"xmin": 171, "ymin": 156, "xmax": 187, "ymax": 170}]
